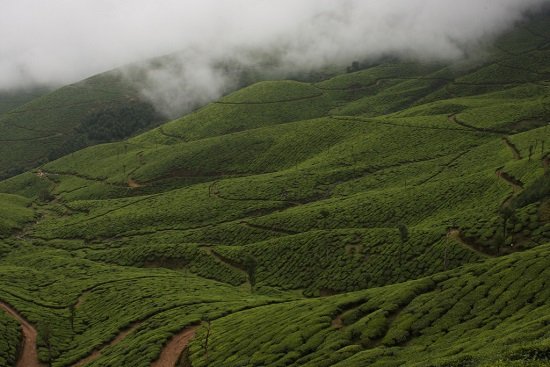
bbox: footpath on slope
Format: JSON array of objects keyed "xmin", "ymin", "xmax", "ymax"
[
  {"xmin": 495, "ymin": 169, "xmax": 524, "ymax": 192},
  {"xmin": 447, "ymin": 228, "xmax": 494, "ymax": 258},
  {"xmin": 71, "ymin": 322, "xmax": 141, "ymax": 367},
  {"xmin": 0, "ymin": 301, "xmax": 44, "ymax": 367},
  {"xmin": 447, "ymin": 114, "xmax": 507, "ymax": 135},
  {"xmin": 151, "ymin": 325, "xmax": 199, "ymax": 367},
  {"xmin": 200, "ymin": 246, "xmax": 252, "ymax": 290},
  {"xmin": 502, "ymin": 137, "xmax": 522, "ymax": 160}
]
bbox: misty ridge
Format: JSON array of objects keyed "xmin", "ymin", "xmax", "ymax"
[{"xmin": 2, "ymin": 0, "xmax": 549, "ymax": 118}]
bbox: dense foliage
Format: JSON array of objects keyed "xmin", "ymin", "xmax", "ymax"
[{"xmin": 76, "ymin": 100, "xmax": 163, "ymax": 142}]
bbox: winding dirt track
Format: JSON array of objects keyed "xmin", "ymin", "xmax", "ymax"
[
  {"xmin": 0, "ymin": 302, "xmax": 44, "ymax": 367},
  {"xmin": 151, "ymin": 325, "xmax": 199, "ymax": 367}
]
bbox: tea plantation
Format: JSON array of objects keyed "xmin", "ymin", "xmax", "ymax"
[
  {"xmin": 0, "ymin": 11, "xmax": 548, "ymax": 367},
  {"xmin": 0, "ymin": 70, "xmax": 165, "ymax": 180}
]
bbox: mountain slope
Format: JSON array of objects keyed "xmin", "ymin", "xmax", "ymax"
[
  {"xmin": 186, "ymin": 245, "xmax": 550, "ymax": 367},
  {"xmin": 0, "ymin": 87, "xmax": 50, "ymax": 116},
  {"xmin": 0, "ymin": 71, "xmax": 164, "ymax": 179},
  {"xmin": 0, "ymin": 11, "xmax": 548, "ymax": 367}
]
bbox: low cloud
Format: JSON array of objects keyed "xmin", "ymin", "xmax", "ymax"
[{"xmin": 1, "ymin": 0, "xmax": 547, "ymax": 116}]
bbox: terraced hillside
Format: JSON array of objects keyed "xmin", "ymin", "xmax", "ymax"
[
  {"xmin": 0, "ymin": 71, "xmax": 164, "ymax": 180},
  {"xmin": 0, "ymin": 12, "xmax": 548, "ymax": 367}
]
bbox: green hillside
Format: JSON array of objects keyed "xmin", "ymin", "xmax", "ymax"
[
  {"xmin": 0, "ymin": 71, "xmax": 164, "ymax": 180},
  {"xmin": 0, "ymin": 87, "xmax": 50, "ymax": 116},
  {"xmin": 0, "ymin": 12, "xmax": 548, "ymax": 367}
]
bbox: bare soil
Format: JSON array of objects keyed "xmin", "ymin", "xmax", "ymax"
[{"xmin": 151, "ymin": 325, "xmax": 199, "ymax": 367}]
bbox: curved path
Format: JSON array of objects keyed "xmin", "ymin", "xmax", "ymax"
[
  {"xmin": 314, "ymin": 77, "xmax": 452, "ymax": 92},
  {"xmin": 447, "ymin": 229, "xmax": 493, "ymax": 258},
  {"xmin": 331, "ymin": 115, "xmax": 472, "ymax": 133},
  {"xmin": 415, "ymin": 149, "xmax": 473, "ymax": 186},
  {"xmin": 201, "ymin": 246, "xmax": 251, "ymax": 289},
  {"xmin": 0, "ymin": 302, "xmax": 44, "ymax": 367},
  {"xmin": 239, "ymin": 221, "xmax": 299, "ymax": 235},
  {"xmin": 151, "ymin": 325, "xmax": 199, "ymax": 367},
  {"xmin": 214, "ymin": 92, "xmax": 324, "ymax": 105},
  {"xmin": 73, "ymin": 275, "xmax": 178, "ymax": 310},
  {"xmin": 495, "ymin": 169, "xmax": 524, "ymax": 192},
  {"xmin": 502, "ymin": 137, "xmax": 522, "ymax": 160},
  {"xmin": 71, "ymin": 322, "xmax": 141, "ymax": 367},
  {"xmin": 447, "ymin": 114, "xmax": 507, "ymax": 135}
]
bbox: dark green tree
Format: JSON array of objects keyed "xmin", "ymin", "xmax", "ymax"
[
  {"xmin": 201, "ymin": 314, "xmax": 212, "ymax": 365},
  {"xmin": 244, "ymin": 255, "xmax": 257, "ymax": 292},
  {"xmin": 497, "ymin": 206, "xmax": 516, "ymax": 255},
  {"xmin": 39, "ymin": 323, "xmax": 53, "ymax": 367}
]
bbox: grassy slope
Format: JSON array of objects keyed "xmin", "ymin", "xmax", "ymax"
[
  {"xmin": 187, "ymin": 245, "xmax": 550, "ymax": 367},
  {"xmin": 0, "ymin": 12, "xmax": 548, "ymax": 367},
  {"xmin": 0, "ymin": 87, "xmax": 51, "ymax": 115},
  {"xmin": 0, "ymin": 71, "xmax": 161, "ymax": 179},
  {"xmin": 0, "ymin": 193, "xmax": 34, "ymax": 239},
  {"xmin": 0, "ymin": 310, "xmax": 20, "ymax": 367}
]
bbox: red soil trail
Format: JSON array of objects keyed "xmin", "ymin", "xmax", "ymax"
[
  {"xmin": 151, "ymin": 325, "xmax": 199, "ymax": 367},
  {"xmin": 0, "ymin": 302, "xmax": 44, "ymax": 367}
]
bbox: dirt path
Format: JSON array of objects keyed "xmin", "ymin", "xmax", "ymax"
[
  {"xmin": 502, "ymin": 137, "xmax": 522, "ymax": 160},
  {"xmin": 209, "ymin": 180, "xmax": 301, "ymax": 207},
  {"xmin": 314, "ymin": 77, "xmax": 452, "ymax": 92},
  {"xmin": 158, "ymin": 126, "xmax": 186, "ymax": 140},
  {"xmin": 331, "ymin": 115, "xmax": 471, "ymax": 133},
  {"xmin": 331, "ymin": 300, "xmax": 365, "ymax": 330},
  {"xmin": 415, "ymin": 149, "xmax": 473, "ymax": 186},
  {"xmin": 447, "ymin": 114, "xmax": 507, "ymax": 135},
  {"xmin": 73, "ymin": 275, "xmax": 178, "ymax": 310},
  {"xmin": 0, "ymin": 302, "xmax": 44, "ymax": 367},
  {"xmin": 0, "ymin": 131, "xmax": 64, "ymax": 142},
  {"xmin": 151, "ymin": 325, "xmax": 199, "ymax": 367},
  {"xmin": 495, "ymin": 169, "xmax": 524, "ymax": 192},
  {"xmin": 71, "ymin": 322, "xmax": 141, "ymax": 367},
  {"xmin": 214, "ymin": 92, "xmax": 324, "ymax": 105},
  {"xmin": 239, "ymin": 221, "xmax": 299, "ymax": 235},
  {"xmin": 61, "ymin": 191, "xmax": 166, "ymax": 227},
  {"xmin": 201, "ymin": 246, "xmax": 251, "ymax": 289},
  {"xmin": 447, "ymin": 229, "xmax": 493, "ymax": 258},
  {"xmin": 127, "ymin": 178, "xmax": 143, "ymax": 188}
]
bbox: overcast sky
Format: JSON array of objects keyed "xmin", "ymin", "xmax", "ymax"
[{"xmin": 0, "ymin": 0, "xmax": 547, "ymax": 115}]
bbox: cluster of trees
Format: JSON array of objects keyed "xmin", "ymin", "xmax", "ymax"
[
  {"xmin": 47, "ymin": 134, "xmax": 87, "ymax": 162},
  {"xmin": 76, "ymin": 100, "xmax": 164, "ymax": 142},
  {"xmin": 0, "ymin": 100, "xmax": 165, "ymax": 179}
]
